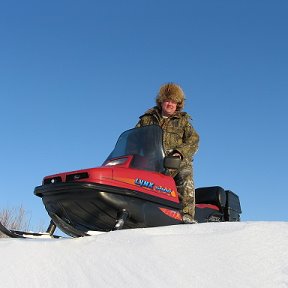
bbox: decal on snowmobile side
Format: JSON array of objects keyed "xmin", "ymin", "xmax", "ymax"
[
  {"xmin": 135, "ymin": 178, "xmax": 154, "ymax": 189},
  {"xmin": 135, "ymin": 178, "xmax": 174, "ymax": 194},
  {"xmin": 113, "ymin": 174, "xmax": 178, "ymax": 199}
]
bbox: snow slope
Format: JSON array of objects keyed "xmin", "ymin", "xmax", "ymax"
[{"xmin": 0, "ymin": 222, "xmax": 288, "ymax": 288}]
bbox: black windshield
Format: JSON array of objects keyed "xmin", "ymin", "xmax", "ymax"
[{"xmin": 104, "ymin": 125, "xmax": 165, "ymax": 172}]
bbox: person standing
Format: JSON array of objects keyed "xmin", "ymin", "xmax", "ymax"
[{"xmin": 136, "ymin": 83, "xmax": 199, "ymax": 223}]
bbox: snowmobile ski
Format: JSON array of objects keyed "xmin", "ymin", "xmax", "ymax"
[{"xmin": 0, "ymin": 220, "xmax": 61, "ymax": 239}]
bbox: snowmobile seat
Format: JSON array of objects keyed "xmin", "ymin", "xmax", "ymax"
[{"xmin": 195, "ymin": 186, "xmax": 227, "ymax": 211}]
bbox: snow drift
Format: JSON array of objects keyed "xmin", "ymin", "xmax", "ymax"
[{"xmin": 0, "ymin": 222, "xmax": 288, "ymax": 288}]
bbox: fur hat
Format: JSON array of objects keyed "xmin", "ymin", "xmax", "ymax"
[{"xmin": 156, "ymin": 83, "xmax": 185, "ymax": 111}]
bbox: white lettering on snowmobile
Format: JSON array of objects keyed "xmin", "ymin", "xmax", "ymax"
[{"xmin": 155, "ymin": 186, "xmax": 172, "ymax": 193}]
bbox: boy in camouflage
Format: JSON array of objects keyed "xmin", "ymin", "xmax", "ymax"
[{"xmin": 136, "ymin": 83, "xmax": 199, "ymax": 223}]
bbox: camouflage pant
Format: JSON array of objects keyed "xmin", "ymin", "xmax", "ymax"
[{"xmin": 174, "ymin": 165, "xmax": 195, "ymax": 219}]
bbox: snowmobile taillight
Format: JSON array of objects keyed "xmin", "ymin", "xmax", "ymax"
[
  {"xmin": 104, "ymin": 157, "xmax": 128, "ymax": 167},
  {"xmin": 159, "ymin": 207, "xmax": 182, "ymax": 221},
  {"xmin": 43, "ymin": 176, "xmax": 62, "ymax": 185}
]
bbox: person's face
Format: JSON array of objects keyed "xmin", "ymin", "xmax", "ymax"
[{"xmin": 161, "ymin": 99, "xmax": 177, "ymax": 117}]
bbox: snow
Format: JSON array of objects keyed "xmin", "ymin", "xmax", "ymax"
[{"xmin": 1, "ymin": 222, "xmax": 288, "ymax": 288}]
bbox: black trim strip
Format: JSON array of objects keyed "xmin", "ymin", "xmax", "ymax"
[{"xmin": 34, "ymin": 181, "xmax": 181, "ymax": 209}]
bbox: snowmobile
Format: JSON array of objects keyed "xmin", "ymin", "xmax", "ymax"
[{"xmin": 0, "ymin": 125, "xmax": 241, "ymax": 238}]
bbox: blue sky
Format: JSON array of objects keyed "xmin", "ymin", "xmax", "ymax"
[{"xmin": 1, "ymin": 0, "xmax": 287, "ymax": 228}]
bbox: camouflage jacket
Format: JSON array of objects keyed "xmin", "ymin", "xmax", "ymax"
[{"xmin": 136, "ymin": 107, "xmax": 199, "ymax": 163}]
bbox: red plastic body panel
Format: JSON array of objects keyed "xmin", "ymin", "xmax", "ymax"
[
  {"xmin": 112, "ymin": 167, "xmax": 179, "ymax": 203},
  {"xmin": 43, "ymin": 156, "xmax": 180, "ymax": 204}
]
